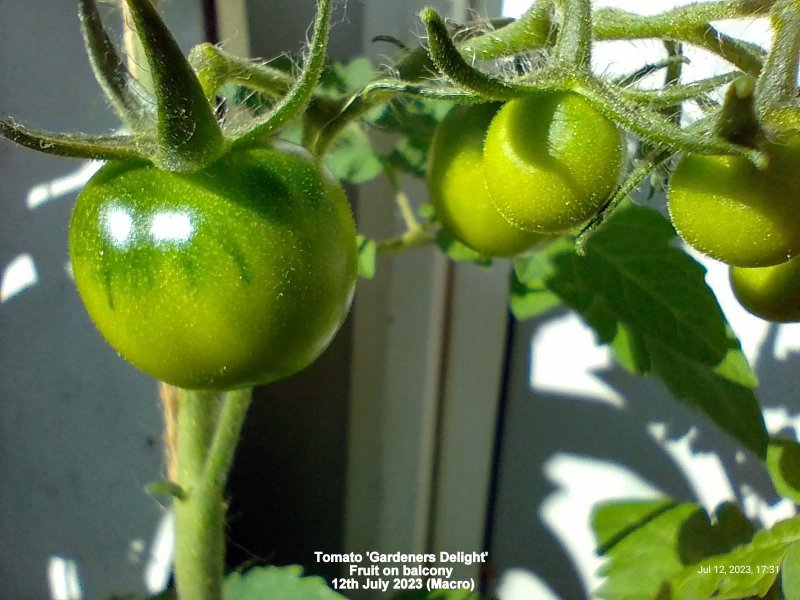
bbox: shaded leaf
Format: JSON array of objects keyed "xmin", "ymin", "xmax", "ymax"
[
  {"xmin": 324, "ymin": 124, "xmax": 383, "ymax": 184},
  {"xmin": 224, "ymin": 565, "xmax": 345, "ymax": 600},
  {"xmin": 436, "ymin": 229, "xmax": 491, "ymax": 266},
  {"xmin": 391, "ymin": 591, "xmax": 481, "ymax": 600},
  {"xmin": 510, "ymin": 241, "xmax": 570, "ymax": 320}
]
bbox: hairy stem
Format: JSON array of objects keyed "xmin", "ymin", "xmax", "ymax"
[
  {"xmin": 232, "ymin": 0, "xmax": 332, "ymax": 147},
  {"xmin": 173, "ymin": 388, "xmax": 252, "ymax": 600},
  {"xmin": 204, "ymin": 389, "xmax": 252, "ymax": 493},
  {"xmin": 189, "ymin": 43, "xmax": 294, "ymax": 101},
  {"xmin": 756, "ymin": 0, "xmax": 800, "ymax": 118},
  {"xmin": 553, "ymin": 0, "xmax": 592, "ymax": 68},
  {"xmin": 174, "ymin": 389, "xmax": 221, "ymax": 600}
]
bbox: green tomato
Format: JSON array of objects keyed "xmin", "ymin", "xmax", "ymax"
[
  {"xmin": 730, "ymin": 257, "xmax": 800, "ymax": 322},
  {"xmin": 482, "ymin": 92, "xmax": 624, "ymax": 234},
  {"xmin": 427, "ymin": 103, "xmax": 549, "ymax": 257},
  {"xmin": 668, "ymin": 139, "xmax": 800, "ymax": 267},
  {"xmin": 69, "ymin": 141, "xmax": 357, "ymax": 390}
]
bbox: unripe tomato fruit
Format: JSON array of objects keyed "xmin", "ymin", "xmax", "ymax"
[
  {"xmin": 730, "ymin": 257, "xmax": 800, "ymax": 322},
  {"xmin": 668, "ymin": 139, "xmax": 800, "ymax": 267},
  {"xmin": 482, "ymin": 91, "xmax": 624, "ymax": 233},
  {"xmin": 427, "ymin": 103, "xmax": 549, "ymax": 257},
  {"xmin": 69, "ymin": 141, "xmax": 357, "ymax": 390}
]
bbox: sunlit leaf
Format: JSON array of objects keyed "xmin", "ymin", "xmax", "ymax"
[
  {"xmin": 514, "ymin": 203, "xmax": 767, "ymax": 456},
  {"xmin": 593, "ymin": 500, "xmax": 754, "ymax": 599}
]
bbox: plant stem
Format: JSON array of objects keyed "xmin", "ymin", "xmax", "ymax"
[
  {"xmin": 756, "ymin": 0, "xmax": 800, "ymax": 118},
  {"xmin": 204, "ymin": 389, "xmax": 253, "ymax": 493},
  {"xmin": 173, "ymin": 388, "xmax": 253, "ymax": 600},
  {"xmin": 553, "ymin": 0, "xmax": 592, "ymax": 69},
  {"xmin": 174, "ymin": 389, "xmax": 220, "ymax": 600}
]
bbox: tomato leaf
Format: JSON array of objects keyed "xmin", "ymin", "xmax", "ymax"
[
  {"xmin": 780, "ymin": 541, "xmax": 800, "ymax": 599},
  {"xmin": 514, "ymin": 204, "xmax": 767, "ymax": 456},
  {"xmin": 224, "ymin": 565, "xmax": 345, "ymax": 600},
  {"xmin": 390, "ymin": 591, "xmax": 481, "ymax": 600},
  {"xmin": 767, "ymin": 438, "xmax": 800, "ymax": 503},
  {"xmin": 509, "ymin": 240, "xmax": 569, "ymax": 320},
  {"xmin": 357, "ymin": 235, "xmax": 377, "ymax": 279},
  {"xmin": 324, "ymin": 123, "xmax": 383, "ymax": 184},
  {"xmin": 592, "ymin": 500, "xmax": 754, "ymax": 600},
  {"xmin": 376, "ymin": 99, "xmax": 451, "ymax": 178},
  {"xmin": 435, "ymin": 229, "xmax": 491, "ymax": 266},
  {"xmin": 667, "ymin": 515, "xmax": 800, "ymax": 598}
]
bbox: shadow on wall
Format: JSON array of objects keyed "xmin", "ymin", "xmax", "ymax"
[{"xmin": 489, "ymin": 278, "xmax": 800, "ymax": 599}]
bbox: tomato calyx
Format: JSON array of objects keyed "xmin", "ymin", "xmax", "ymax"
[{"xmin": 0, "ymin": 0, "xmax": 333, "ymax": 174}]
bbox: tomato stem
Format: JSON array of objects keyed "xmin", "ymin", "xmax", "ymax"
[
  {"xmin": 313, "ymin": 80, "xmax": 481, "ymax": 157},
  {"xmin": 174, "ymin": 389, "xmax": 221, "ymax": 600},
  {"xmin": 618, "ymin": 72, "xmax": 738, "ymax": 107},
  {"xmin": 188, "ymin": 43, "xmax": 294, "ymax": 102},
  {"xmin": 203, "ymin": 388, "xmax": 252, "ymax": 493},
  {"xmin": 173, "ymin": 387, "xmax": 252, "ymax": 600},
  {"xmin": 576, "ymin": 76, "xmax": 767, "ymax": 167},
  {"xmin": 755, "ymin": 0, "xmax": 800, "ymax": 120},
  {"xmin": 553, "ymin": 0, "xmax": 593, "ymax": 70},
  {"xmin": 593, "ymin": 2, "xmax": 770, "ymax": 76}
]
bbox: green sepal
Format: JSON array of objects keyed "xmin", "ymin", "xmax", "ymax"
[
  {"xmin": 78, "ymin": 0, "xmax": 155, "ymax": 129},
  {"xmin": 124, "ymin": 0, "xmax": 224, "ymax": 172},
  {"xmin": 0, "ymin": 117, "xmax": 153, "ymax": 162},
  {"xmin": 420, "ymin": 7, "xmax": 524, "ymax": 101},
  {"xmin": 715, "ymin": 76, "xmax": 763, "ymax": 147},
  {"xmin": 232, "ymin": 0, "xmax": 333, "ymax": 148}
]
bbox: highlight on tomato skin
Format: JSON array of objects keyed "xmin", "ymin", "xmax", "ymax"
[
  {"xmin": 730, "ymin": 257, "xmax": 800, "ymax": 323},
  {"xmin": 427, "ymin": 103, "xmax": 551, "ymax": 258},
  {"xmin": 668, "ymin": 139, "xmax": 800, "ymax": 268},
  {"xmin": 481, "ymin": 91, "xmax": 624, "ymax": 234},
  {"xmin": 69, "ymin": 141, "xmax": 358, "ymax": 390}
]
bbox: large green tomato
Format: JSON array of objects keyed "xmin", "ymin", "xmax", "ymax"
[
  {"xmin": 482, "ymin": 92, "xmax": 624, "ymax": 233},
  {"xmin": 69, "ymin": 142, "xmax": 357, "ymax": 390},
  {"xmin": 730, "ymin": 257, "xmax": 800, "ymax": 322},
  {"xmin": 427, "ymin": 103, "xmax": 549, "ymax": 257},
  {"xmin": 668, "ymin": 138, "xmax": 800, "ymax": 267}
]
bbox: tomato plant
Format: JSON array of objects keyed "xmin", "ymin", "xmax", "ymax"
[
  {"xmin": 730, "ymin": 257, "xmax": 800, "ymax": 322},
  {"xmin": 6, "ymin": 0, "xmax": 800, "ymax": 599},
  {"xmin": 427, "ymin": 103, "xmax": 549, "ymax": 257},
  {"xmin": 71, "ymin": 142, "xmax": 356, "ymax": 390},
  {"xmin": 481, "ymin": 92, "xmax": 624, "ymax": 234}
]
